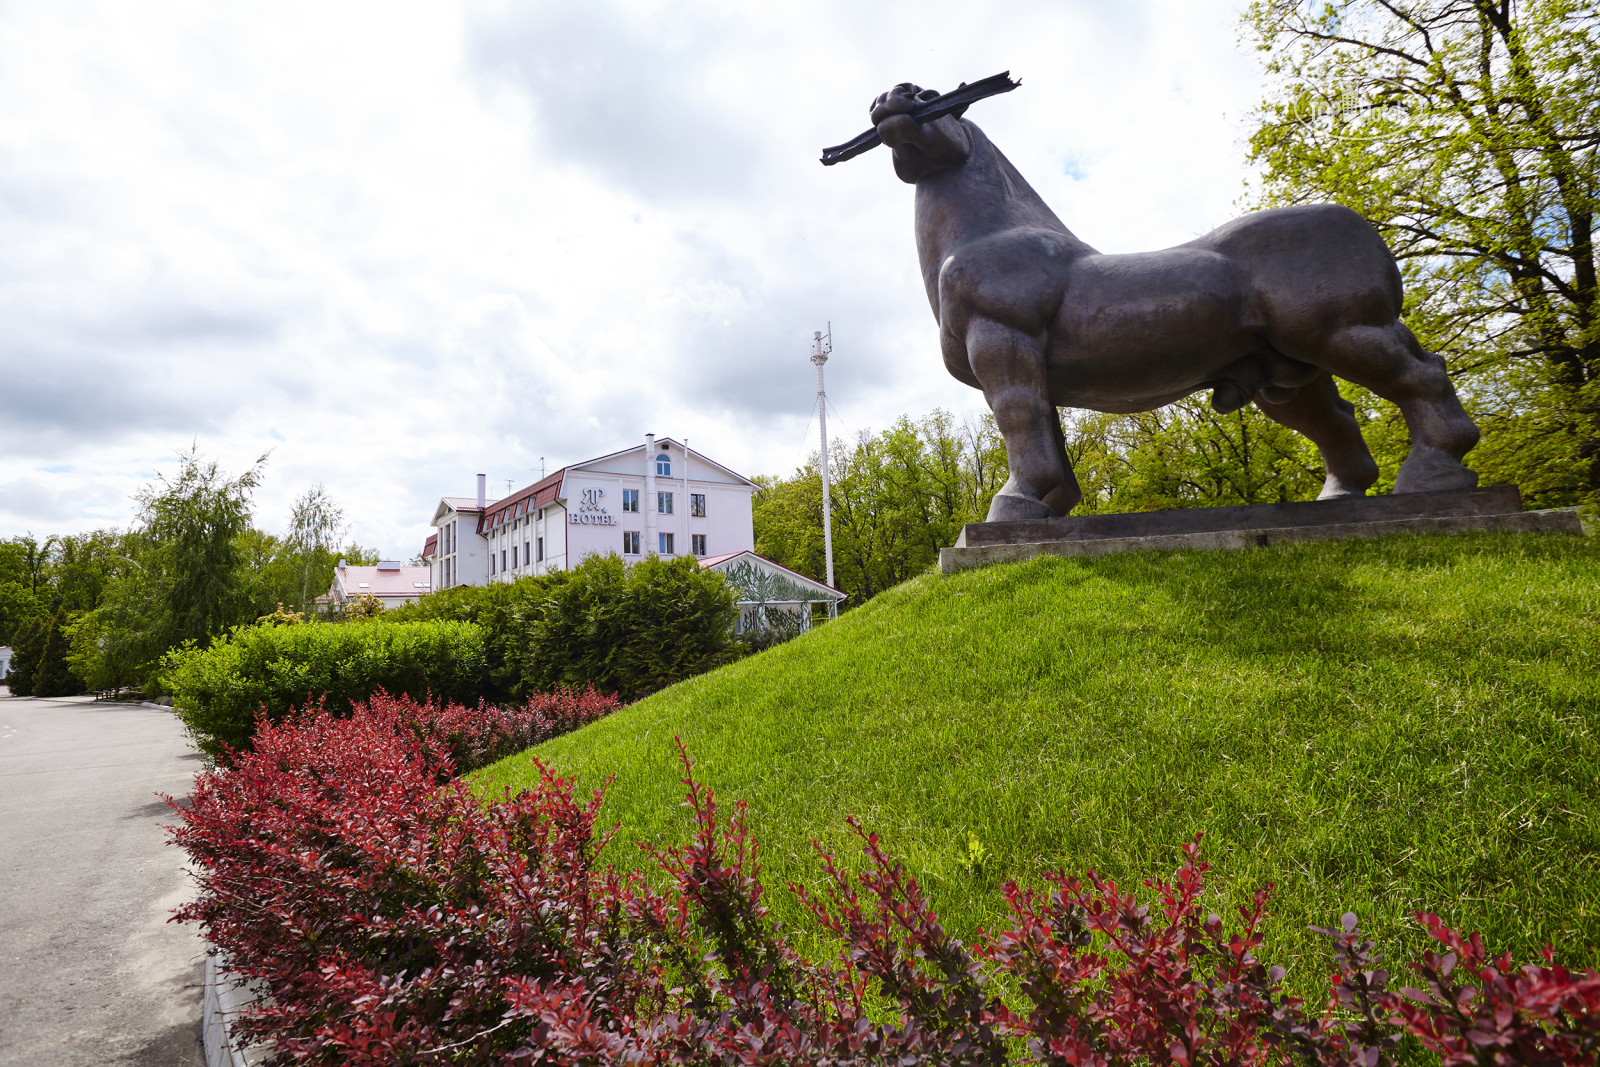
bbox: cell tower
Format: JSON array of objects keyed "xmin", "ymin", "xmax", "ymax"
[{"xmin": 811, "ymin": 324, "xmax": 836, "ymax": 611}]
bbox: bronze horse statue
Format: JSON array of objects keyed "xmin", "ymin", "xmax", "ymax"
[{"xmin": 848, "ymin": 81, "xmax": 1480, "ymax": 521}]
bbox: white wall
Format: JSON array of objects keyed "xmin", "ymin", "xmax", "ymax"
[
  {"xmin": 561, "ymin": 445, "xmax": 754, "ymax": 566},
  {"xmin": 438, "ymin": 440, "xmax": 754, "ymax": 589},
  {"xmin": 433, "ymin": 510, "xmax": 488, "ymax": 589}
]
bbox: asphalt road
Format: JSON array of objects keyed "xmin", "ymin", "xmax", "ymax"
[{"xmin": 0, "ymin": 693, "xmax": 205, "ymax": 1066}]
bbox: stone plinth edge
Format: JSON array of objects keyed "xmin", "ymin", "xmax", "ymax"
[
  {"xmin": 955, "ymin": 486, "xmax": 1523, "ymax": 548},
  {"xmin": 939, "ymin": 508, "xmax": 1584, "ymax": 574}
]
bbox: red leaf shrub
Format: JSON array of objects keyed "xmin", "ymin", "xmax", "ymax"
[
  {"xmin": 171, "ymin": 714, "xmax": 1600, "ymax": 1066},
  {"xmin": 382, "ymin": 687, "xmax": 623, "ymax": 779}
]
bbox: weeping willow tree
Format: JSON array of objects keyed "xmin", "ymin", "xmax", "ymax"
[{"xmin": 1242, "ymin": 0, "xmax": 1600, "ymax": 505}]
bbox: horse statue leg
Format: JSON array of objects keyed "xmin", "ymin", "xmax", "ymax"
[
  {"xmin": 1255, "ymin": 372, "xmax": 1380, "ymax": 499},
  {"xmin": 966, "ymin": 317, "xmax": 1081, "ymax": 520},
  {"xmin": 1310, "ymin": 322, "xmax": 1480, "ymax": 493}
]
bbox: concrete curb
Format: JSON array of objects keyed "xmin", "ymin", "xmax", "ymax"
[
  {"xmin": 202, "ymin": 953, "xmax": 265, "ymax": 1067},
  {"xmin": 939, "ymin": 508, "xmax": 1585, "ymax": 574}
]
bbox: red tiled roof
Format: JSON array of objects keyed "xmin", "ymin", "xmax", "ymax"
[
  {"xmin": 421, "ymin": 534, "xmax": 438, "ymax": 559},
  {"xmin": 477, "ymin": 468, "xmax": 567, "ymax": 535}
]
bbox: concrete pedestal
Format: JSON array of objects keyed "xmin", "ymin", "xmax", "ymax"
[{"xmin": 939, "ymin": 486, "xmax": 1584, "ymax": 574}]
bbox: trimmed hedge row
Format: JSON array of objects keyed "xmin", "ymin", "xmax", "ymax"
[
  {"xmin": 393, "ymin": 552, "xmax": 740, "ymax": 702},
  {"xmin": 163, "ymin": 619, "xmax": 489, "ymax": 759},
  {"xmin": 166, "ymin": 554, "xmax": 742, "ymax": 758}
]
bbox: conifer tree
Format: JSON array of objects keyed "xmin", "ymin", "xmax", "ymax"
[
  {"xmin": 4, "ymin": 615, "xmax": 45, "ymax": 696},
  {"xmin": 31, "ymin": 611, "xmax": 84, "ymax": 698}
]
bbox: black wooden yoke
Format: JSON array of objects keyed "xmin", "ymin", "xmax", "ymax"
[{"xmin": 819, "ymin": 72, "xmax": 1021, "ymax": 166}]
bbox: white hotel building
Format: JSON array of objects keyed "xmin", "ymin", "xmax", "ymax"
[{"xmin": 425, "ymin": 435, "xmax": 760, "ymax": 589}]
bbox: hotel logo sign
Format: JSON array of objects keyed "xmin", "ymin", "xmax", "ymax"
[{"xmin": 569, "ymin": 486, "xmax": 617, "ymax": 526}]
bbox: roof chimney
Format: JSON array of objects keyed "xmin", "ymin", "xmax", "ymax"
[{"xmin": 476, "ymin": 473, "xmax": 486, "ymax": 509}]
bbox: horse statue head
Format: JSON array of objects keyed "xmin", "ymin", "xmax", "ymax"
[{"xmin": 869, "ymin": 83, "xmax": 975, "ymax": 183}]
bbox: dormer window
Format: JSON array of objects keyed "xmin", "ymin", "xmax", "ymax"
[{"xmin": 656, "ymin": 454, "xmax": 671, "ymax": 477}]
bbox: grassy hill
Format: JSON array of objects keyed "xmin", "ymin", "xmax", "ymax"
[{"xmin": 475, "ymin": 531, "xmax": 1600, "ymax": 990}]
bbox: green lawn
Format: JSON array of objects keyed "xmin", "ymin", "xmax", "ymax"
[{"xmin": 475, "ymin": 531, "xmax": 1600, "ymax": 991}]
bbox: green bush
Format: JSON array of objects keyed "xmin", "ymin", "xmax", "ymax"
[
  {"xmin": 163, "ymin": 619, "xmax": 490, "ymax": 760},
  {"xmin": 507, "ymin": 554, "xmax": 738, "ymax": 702},
  {"xmin": 393, "ymin": 554, "xmax": 739, "ymax": 703}
]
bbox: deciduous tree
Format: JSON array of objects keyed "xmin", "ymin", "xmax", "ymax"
[
  {"xmin": 753, "ymin": 411, "xmax": 1007, "ymax": 604},
  {"xmin": 1243, "ymin": 0, "xmax": 1600, "ymax": 504}
]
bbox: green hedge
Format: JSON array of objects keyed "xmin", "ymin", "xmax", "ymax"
[
  {"xmin": 393, "ymin": 553, "xmax": 739, "ymax": 703},
  {"xmin": 164, "ymin": 619, "xmax": 489, "ymax": 760}
]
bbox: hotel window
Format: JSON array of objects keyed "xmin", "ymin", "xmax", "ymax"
[
  {"xmin": 490, "ymin": 555, "xmax": 496, "ymax": 576},
  {"xmin": 524, "ymin": 540, "xmax": 530, "ymax": 565},
  {"xmin": 512, "ymin": 545, "xmax": 518, "ymax": 568},
  {"xmin": 501, "ymin": 549, "xmax": 507, "ymax": 573},
  {"xmin": 622, "ymin": 489, "xmax": 639, "ymax": 512},
  {"xmin": 658, "ymin": 532, "xmax": 674, "ymax": 555},
  {"xmin": 623, "ymin": 530, "xmax": 641, "ymax": 555},
  {"xmin": 656, "ymin": 454, "xmax": 671, "ymax": 476},
  {"xmin": 658, "ymin": 491, "xmax": 673, "ymax": 514},
  {"xmin": 692, "ymin": 534, "xmax": 706, "ymax": 556},
  {"xmin": 536, "ymin": 537, "xmax": 544, "ymax": 562},
  {"xmin": 691, "ymin": 493, "xmax": 706, "ymax": 517}
]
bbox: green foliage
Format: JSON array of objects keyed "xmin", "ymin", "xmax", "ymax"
[
  {"xmin": 1064, "ymin": 397, "xmax": 1329, "ymax": 513},
  {"xmin": 0, "ymin": 580, "xmax": 39, "ymax": 648},
  {"xmin": 1243, "ymin": 0, "xmax": 1600, "ymax": 505},
  {"xmin": 388, "ymin": 579, "xmax": 530, "ymax": 697},
  {"xmin": 138, "ymin": 446, "xmax": 267, "ymax": 649},
  {"xmin": 163, "ymin": 619, "xmax": 490, "ymax": 760},
  {"xmin": 479, "ymin": 532, "xmax": 1600, "ymax": 996},
  {"xmin": 754, "ymin": 409, "xmax": 1006, "ymax": 604},
  {"xmin": 3, "ymin": 607, "xmax": 85, "ymax": 696},
  {"xmin": 286, "ymin": 483, "xmax": 346, "ymax": 610},
  {"xmin": 3, "ymin": 614, "xmax": 46, "ymax": 695},
  {"xmin": 509, "ymin": 554, "xmax": 739, "ymax": 702},
  {"xmin": 340, "ymin": 592, "xmax": 387, "ymax": 620},
  {"xmin": 395, "ymin": 554, "xmax": 740, "ymax": 703},
  {"xmin": 255, "ymin": 603, "xmax": 307, "ymax": 627},
  {"xmin": 64, "ymin": 536, "xmax": 168, "ymax": 693},
  {"xmin": 44, "ymin": 451, "xmax": 367, "ymax": 691},
  {"xmin": 342, "ymin": 543, "xmax": 383, "ymax": 566},
  {"xmin": 30, "ymin": 610, "xmax": 85, "ymax": 697}
]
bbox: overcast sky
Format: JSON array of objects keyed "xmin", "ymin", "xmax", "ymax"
[{"xmin": 0, "ymin": 0, "xmax": 1271, "ymax": 558}]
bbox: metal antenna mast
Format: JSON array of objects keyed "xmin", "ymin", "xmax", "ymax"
[{"xmin": 811, "ymin": 324, "xmax": 836, "ymax": 609}]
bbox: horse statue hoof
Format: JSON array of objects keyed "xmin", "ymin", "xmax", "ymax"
[
  {"xmin": 1394, "ymin": 448, "xmax": 1480, "ymax": 494},
  {"xmin": 1316, "ymin": 476, "xmax": 1368, "ymax": 501},
  {"xmin": 986, "ymin": 491, "xmax": 1057, "ymax": 522}
]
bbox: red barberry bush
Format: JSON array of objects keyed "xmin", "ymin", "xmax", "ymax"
[{"xmin": 170, "ymin": 708, "xmax": 1600, "ymax": 1066}]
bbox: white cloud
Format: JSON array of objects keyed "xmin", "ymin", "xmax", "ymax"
[{"xmin": 0, "ymin": 0, "xmax": 1267, "ymax": 556}]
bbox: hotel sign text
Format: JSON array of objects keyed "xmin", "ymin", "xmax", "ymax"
[{"xmin": 570, "ymin": 486, "xmax": 617, "ymax": 526}]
